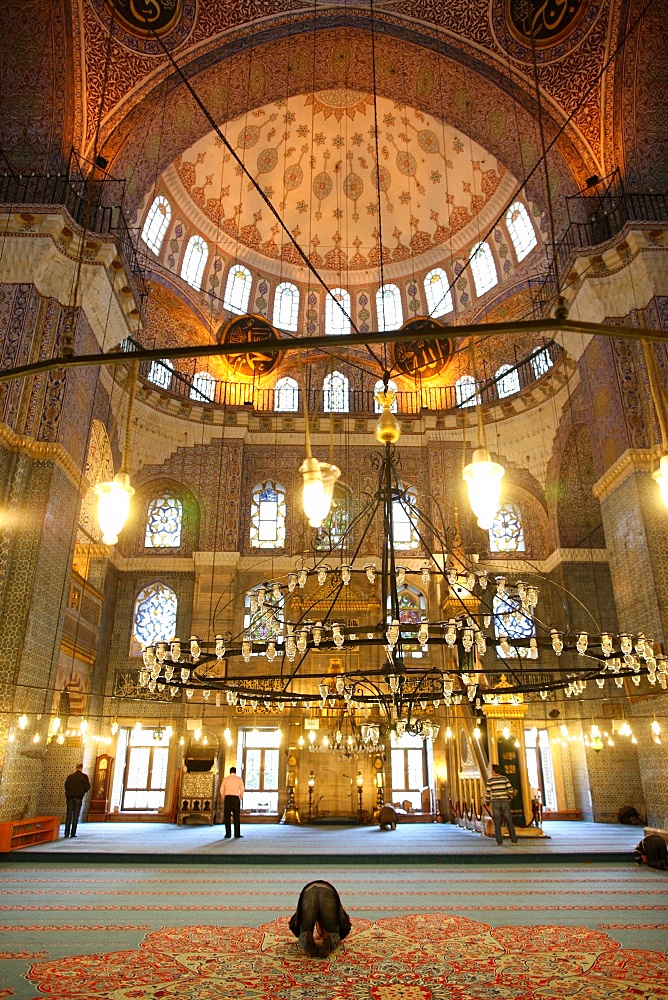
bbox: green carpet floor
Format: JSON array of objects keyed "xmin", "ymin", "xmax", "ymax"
[{"xmin": 1, "ymin": 862, "xmax": 666, "ymax": 998}]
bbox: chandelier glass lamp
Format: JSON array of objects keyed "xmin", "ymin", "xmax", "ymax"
[{"xmin": 95, "ymin": 361, "xmax": 138, "ymax": 544}]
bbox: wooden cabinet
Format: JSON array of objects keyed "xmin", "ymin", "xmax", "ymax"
[
  {"xmin": 89, "ymin": 753, "xmax": 113, "ymax": 820},
  {"xmin": 0, "ymin": 816, "xmax": 60, "ymax": 852}
]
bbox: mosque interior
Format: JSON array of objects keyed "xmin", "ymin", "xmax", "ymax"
[{"xmin": 0, "ymin": 0, "xmax": 667, "ymax": 843}]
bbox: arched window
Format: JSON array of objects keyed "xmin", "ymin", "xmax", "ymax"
[
  {"xmin": 141, "ymin": 196, "xmax": 171, "ymax": 255},
  {"xmin": 224, "ymin": 264, "xmax": 252, "ymax": 314},
  {"xmin": 190, "ymin": 371, "xmax": 215, "ymax": 403},
  {"xmin": 325, "ymin": 288, "xmax": 351, "ymax": 336},
  {"xmin": 489, "ymin": 502, "xmax": 525, "ymax": 553},
  {"xmin": 133, "ymin": 582, "xmax": 178, "ymax": 650},
  {"xmin": 506, "ymin": 202, "xmax": 537, "ymax": 262},
  {"xmin": 148, "ymin": 358, "xmax": 174, "ymax": 390},
  {"xmin": 373, "ymin": 379, "xmax": 398, "ymax": 413},
  {"xmin": 495, "ymin": 364, "xmax": 520, "ymax": 399},
  {"xmin": 423, "ymin": 267, "xmax": 453, "ymax": 318},
  {"xmin": 145, "ymin": 495, "xmax": 183, "ymax": 548},
  {"xmin": 181, "ymin": 235, "xmax": 208, "ymax": 290},
  {"xmin": 493, "ymin": 592, "xmax": 534, "ymax": 659},
  {"xmin": 273, "ymin": 282, "xmax": 299, "ymax": 331},
  {"xmin": 376, "ymin": 284, "xmax": 403, "ymax": 332},
  {"xmin": 315, "ymin": 481, "xmax": 352, "ymax": 550},
  {"xmin": 392, "ymin": 485, "xmax": 419, "ymax": 550},
  {"xmin": 274, "ymin": 376, "xmax": 299, "ymax": 412},
  {"xmin": 323, "ymin": 370, "xmax": 349, "ymax": 413},
  {"xmin": 250, "ymin": 480, "xmax": 286, "ymax": 548},
  {"xmin": 470, "ymin": 242, "xmax": 498, "ymax": 296},
  {"xmin": 244, "ymin": 587, "xmax": 284, "ymax": 643},
  {"xmin": 455, "ymin": 374, "xmax": 479, "ymax": 408},
  {"xmin": 531, "ymin": 347, "xmax": 553, "ymax": 380}
]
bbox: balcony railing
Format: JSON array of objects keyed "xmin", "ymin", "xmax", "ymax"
[
  {"xmin": 122, "ymin": 338, "xmax": 563, "ymax": 414},
  {"xmin": 532, "ymin": 173, "xmax": 668, "ymax": 318},
  {"xmin": 0, "ymin": 151, "xmax": 149, "ymax": 313}
]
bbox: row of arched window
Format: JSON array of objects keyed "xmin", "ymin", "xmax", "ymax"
[
  {"xmin": 454, "ymin": 348, "xmax": 553, "ymax": 405},
  {"xmin": 141, "ymin": 195, "xmax": 538, "ymax": 325},
  {"xmin": 146, "ymin": 353, "xmax": 552, "ymax": 408},
  {"xmin": 142, "ymin": 487, "xmax": 525, "ymax": 555},
  {"xmin": 132, "ymin": 574, "xmax": 533, "ymax": 657}
]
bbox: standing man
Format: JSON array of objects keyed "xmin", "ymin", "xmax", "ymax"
[
  {"xmin": 221, "ymin": 766, "xmax": 245, "ymax": 839},
  {"xmin": 64, "ymin": 763, "xmax": 90, "ymax": 838},
  {"xmin": 484, "ymin": 764, "xmax": 518, "ymax": 846}
]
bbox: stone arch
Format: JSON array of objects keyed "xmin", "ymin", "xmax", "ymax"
[
  {"xmin": 556, "ymin": 424, "xmax": 605, "ymax": 548},
  {"xmin": 99, "ymin": 22, "xmax": 595, "ymax": 218}
]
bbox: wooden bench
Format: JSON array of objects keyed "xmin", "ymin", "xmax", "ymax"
[{"xmin": 0, "ymin": 815, "xmax": 60, "ymax": 852}]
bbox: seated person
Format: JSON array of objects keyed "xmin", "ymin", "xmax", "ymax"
[
  {"xmin": 634, "ymin": 834, "xmax": 668, "ymax": 870},
  {"xmin": 289, "ymin": 880, "xmax": 351, "ymax": 957}
]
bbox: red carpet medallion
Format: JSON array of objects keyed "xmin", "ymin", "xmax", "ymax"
[{"xmin": 25, "ymin": 914, "xmax": 668, "ymax": 999}]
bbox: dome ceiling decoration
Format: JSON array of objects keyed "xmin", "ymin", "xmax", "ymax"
[{"xmin": 164, "ymin": 89, "xmax": 513, "ymax": 279}]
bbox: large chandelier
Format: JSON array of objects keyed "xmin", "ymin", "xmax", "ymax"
[{"xmin": 135, "ymin": 392, "xmax": 667, "ymax": 737}]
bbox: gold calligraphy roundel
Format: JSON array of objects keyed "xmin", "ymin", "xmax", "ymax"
[
  {"xmin": 217, "ymin": 314, "xmax": 280, "ymax": 379},
  {"xmin": 392, "ymin": 317, "xmax": 453, "ymax": 380},
  {"xmin": 105, "ymin": 0, "xmax": 182, "ymax": 36}
]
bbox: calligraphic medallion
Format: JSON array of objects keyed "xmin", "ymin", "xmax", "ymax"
[
  {"xmin": 104, "ymin": 0, "xmax": 182, "ymax": 36},
  {"xmin": 491, "ymin": 0, "xmax": 600, "ymax": 63},
  {"xmin": 217, "ymin": 314, "xmax": 280, "ymax": 378},
  {"xmin": 392, "ymin": 317, "xmax": 452, "ymax": 380},
  {"xmin": 506, "ymin": 0, "xmax": 587, "ymax": 47}
]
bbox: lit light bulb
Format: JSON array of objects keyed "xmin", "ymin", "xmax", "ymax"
[
  {"xmin": 502, "ymin": 726, "xmax": 511, "ymax": 740},
  {"xmin": 473, "ymin": 725, "xmax": 481, "ymax": 740},
  {"xmin": 653, "ymin": 454, "xmax": 668, "ymax": 509},
  {"xmin": 309, "ymin": 730, "xmax": 316, "ymax": 744},
  {"xmin": 94, "ymin": 472, "xmax": 134, "ymax": 545},
  {"xmin": 462, "ymin": 447, "xmax": 504, "ymax": 529},
  {"xmin": 445, "ymin": 726, "xmax": 452, "ymax": 740},
  {"xmin": 18, "ymin": 714, "xmax": 28, "ymax": 730},
  {"xmin": 300, "ymin": 457, "xmax": 341, "ymax": 527}
]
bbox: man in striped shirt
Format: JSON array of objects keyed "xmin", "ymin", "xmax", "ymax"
[{"xmin": 485, "ymin": 764, "xmax": 519, "ymax": 845}]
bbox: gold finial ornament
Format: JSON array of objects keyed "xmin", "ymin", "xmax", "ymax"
[{"xmin": 374, "ymin": 389, "xmax": 401, "ymax": 444}]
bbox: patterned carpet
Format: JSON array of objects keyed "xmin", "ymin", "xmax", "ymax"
[{"xmin": 1, "ymin": 863, "xmax": 667, "ymax": 999}]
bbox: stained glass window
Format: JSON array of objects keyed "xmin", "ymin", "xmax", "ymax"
[
  {"xmin": 531, "ymin": 347, "xmax": 553, "ymax": 380},
  {"xmin": 470, "ymin": 241, "xmax": 498, "ymax": 296},
  {"xmin": 424, "ymin": 267, "xmax": 453, "ymax": 317},
  {"xmin": 133, "ymin": 582, "xmax": 178, "ymax": 649},
  {"xmin": 250, "ymin": 480, "xmax": 286, "ymax": 548},
  {"xmin": 145, "ymin": 495, "xmax": 183, "ymax": 548},
  {"xmin": 392, "ymin": 486, "xmax": 419, "ymax": 550},
  {"xmin": 274, "ymin": 376, "xmax": 299, "ymax": 412},
  {"xmin": 323, "ymin": 370, "xmax": 349, "ymax": 413},
  {"xmin": 244, "ymin": 588, "xmax": 283, "ymax": 642},
  {"xmin": 148, "ymin": 358, "xmax": 174, "ymax": 389},
  {"xmin": 489, "ymin": 502, "xmax": 525, "ymax": 553},
  {"xmin": 387, "ymin": 586, "xmax": 427, "ymax": 647},
  {"xmin": 506, "ymin": 201, "xmax": 537, "ymax": 262},
  {"xmin": 374, "ymin": 379, "xmax": 398, "ymax": 413},
  {"xmin": 455, "ymin": 374, "xmax": 479, "ymax": 408},
  {"xmin": 493, "ymin": 592, "xmax": 534, "ymax": 658},
  {"xmin": 325, "ymin": 288, "xmax": 351, "ymax": 336},
  {"xmin": 315, "ymin": 482, "xmax": 351, "ymax": 550},
  {"xmin": 191, "ymin": 371, "xmax": 215, "ymax": 402},
  {"xmin": 181, "ymin": 235, "xmax": 208, "ymax": 290},
  {"xmin": 273, "ymin": 282, "xmax": 299, "ymax": 331},
  {"xmin": 224, "ymin": 264, "xmax": 252, "ymax": 314},
  {"xmin": 376, "ymin": 284, "xmax": 403, "ymax": 332},
  {"xmin": 141, "ymin": 196, "xmax": 171, "ymax": 256},
  {"xmin": 495, "ymin": 364, "xmax": 521, "ymax": 399}
]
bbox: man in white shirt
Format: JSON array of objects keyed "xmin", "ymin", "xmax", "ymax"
[{"xmin": 221, "ymin": 766, "xmax": 245, "ymax": 839}]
